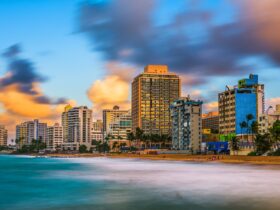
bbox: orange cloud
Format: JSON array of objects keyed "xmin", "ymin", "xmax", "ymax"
[
  {"xmin": 0, "ymin": 84, "xmax": 75, "ymax": 140},
  {"xmin": 87, "ymin": 62, "xmax": 136, "ymax": 117}
]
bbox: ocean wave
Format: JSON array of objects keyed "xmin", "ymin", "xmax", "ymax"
[{"xmin": 59, "ymin": 157, "xmax": 280, "ymax": 206}]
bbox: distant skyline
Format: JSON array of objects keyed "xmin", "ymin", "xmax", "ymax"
[{"xmin": 1, "ymin": 0, "xmax": 280, "ymax": 138}]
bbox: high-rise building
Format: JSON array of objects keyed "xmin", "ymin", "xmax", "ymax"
[
  {"xmin": 202, "ymin": 111, "xmax": 219, "ymax": 133},
  {"xmin": 92, "ymin": 120, "xmax": 103, "ymax": 142},
  {"xmin": 0, "ymin": 125, "xmax": 8, "ymax": 146},
  {"xmin": 62, "ymin": 106, "xmax": 92, "ymax": 150},
  {"xmin": 132, "ymin": 65, "xmax": 181, "ymax": 135},
  {"xmin": 16, "ymin": 119, "xmax": 47, "ymax": 145},
  {"xmin": 219, "ymin": 74, "xmax": 264, "ymax": 135},
  {"xmin": 47, "ymin": 123, "xmax": 63, "ymax": 151},
  {"xmin": 62, "ymin": 104, "xmax": 73, "ymax": 142},
  {"xmin": 16, "ymin": 122, "xmax": 28, "ymax": 146},
  {"xmin": 103, "ymin": 106, "xmax": 130, "ymax": 136},
  {"xmin": 171, "ymin": 97, "xmax": 203, "ymax": 153}
]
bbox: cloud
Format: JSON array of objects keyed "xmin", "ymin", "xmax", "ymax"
[
  {"xmin": 0, "ymin": 44, "xmax": 74, "ymax": 139},
  {"xmin": 78, "ymin": 0, "xmax": 280, "ymax": 80},
  {"xmin": 87, "ymin": 62, "xmax": 134, "ymax": 116},
  {"xmin": 0, "ymin": 84, "xmax": 74, "ymax": 139},
  {"xmin": 181, "ymin": 74, "xmax": 207, "ymax": 86},
  {"xmin": 203, "ymin": 101, "xmax": 218, "ymax": 113},
  {"xmin": 266, "ymin": 97, "xmax": 280, "ymax": 111},
  {"xmin": 2, "ymin": 44, "xmax": 21, "ymax": 58}
]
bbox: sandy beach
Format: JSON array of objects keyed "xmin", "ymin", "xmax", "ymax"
[{"xmin": 42, "ymin": 153, "xmax": 280, "ymax": 165}]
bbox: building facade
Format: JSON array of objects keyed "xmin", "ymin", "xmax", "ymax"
[
  {"xmin": 259, "ymin": 105, "xmax": 280, "ymax": 134},
  {"xmin": 132, "ymin": 65, "xmax": 181, "ymax": 135},
  {"xmin": 63, "ymin": 106, "xmax": 92, "ymax": 150},
  {"xmin": 47, "ymin": 123, "xmax": 63, "ymax": 151},
  {"xmin": 219, "ymin": 74, "xmax": 264, "ymax": 135},
  {"xmin": 171, "ymin": 97, "xmax": 203, "ymax": 153},
  {"xmin": 0, "ymin": 125, "xmax": 8, "ymax": 146},
  {"xmin": 107, "ymin": 111, "xmax": 132, "ymax": 140},
  {"xmin": 16, "ymin": 119, "xmax": 48, "ymax": 145},
  {"xmin": 61, "ymin": 104, "xmax": 73, "ymax": 142},
  {"xmin": 103, "ymin": 106, "xmax": 130, "ymax": 135},
  {"xmin": 92, "ymin": 120, "xmax": 103, "ymax": 142},
  {"xmin": 202, "ymin": 111, "xmax": 219, "ymax": 133}
]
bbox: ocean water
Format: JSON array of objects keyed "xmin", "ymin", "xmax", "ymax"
[{"xmin": 1, "ymin": 155, "xmax": 280, "ymax": 210}]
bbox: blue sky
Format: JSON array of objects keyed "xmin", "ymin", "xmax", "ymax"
[
  {"xmin": 0, "ymin": 0, "xmax": 104, "ymax": 105},
  {"xmin": 1, "ymin": 0, "xmax": 280, "ymax": 136}
]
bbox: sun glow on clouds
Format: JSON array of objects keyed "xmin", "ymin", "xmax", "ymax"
[
  {"xmin": 0, "ymin": 44, "xmax": 76, "ymax": 139},
  {"xmin": 0, "ymin": 83, "xmax": 75, "ymax": 138},
  {"xmin": 87, "ymin": 62, "xmax": 136, "ymax": 117}
]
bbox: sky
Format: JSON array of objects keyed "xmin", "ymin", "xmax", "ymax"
[{"xmin": 1, "ymin": 0, "xmax": 280, "ymax": 139}]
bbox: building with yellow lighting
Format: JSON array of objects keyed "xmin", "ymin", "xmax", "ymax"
[{"xmin": 132, "ymin": 65, "xmax": 180, "ymax": 135}]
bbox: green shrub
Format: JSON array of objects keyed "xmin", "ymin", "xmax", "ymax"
[
  {"xmin": 247, "ymin": 151, "xmax": 258, "ymax": 156},
  {"xmin": 270, "ymin": 149, "xmax": 280, "ymax": 156}
]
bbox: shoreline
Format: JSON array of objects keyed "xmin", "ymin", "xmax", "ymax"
[{"xmin": 27, "ymin": 153, "xmax": 280, "ymax": 165}]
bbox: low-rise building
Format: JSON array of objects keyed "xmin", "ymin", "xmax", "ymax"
[
  {"xmin": 259, "ymin": 105, "xmax": 280, "ymax": 134},
  {"xmin": 171, "ymin": 97, "xmax": 203, "ymax": 154},
  {"xmin": 202, "ymin": 111, "xmax": 219, "ymax": 133},
  {"xmin": 107, "ymin": 111, "xmax": 132, "ymax": 140}
]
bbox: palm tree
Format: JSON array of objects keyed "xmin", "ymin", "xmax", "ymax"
[
  {"xmin": 127, "ymin": 132, "xmax": 135, "ymax": 148},
  {"xmin": 112, "ymin": 141, "xmax": 119, "ymax": 152},
  {"xmin": 251, "ymin": 121, "xmax": 259, "ymax": 135},
  {"xmin": 231, "ymin": 136, "xmax": 239, "ymax": 155},
  {"xmin": 135, "ymin": 127, "xmax": 144, "ymax": 148},
  {"xmin": 246, "ymin": 114, "xmax": 254, "ymax": 141},
  {"xmin": 239, "ymin": 121, "xmax": 247, "ymax": 140}
]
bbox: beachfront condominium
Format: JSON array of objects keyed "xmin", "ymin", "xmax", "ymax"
[
  {"xmin": 61, "ymin": 104, "xmax": 73, "ymax": 142},
  {"xmin": 62, "ymin": 106, "xmax": 92, "ymax": 150},
  {"xmin": 107, "ymin": 110, "xmax": 132, "ymax": 140},
  {"xmin": 47, "ymin": 123, "xmax": 63, "ymax": 151},
  {"xmin": 0, "ymin": 125, "xmax": 8, "ymax": 146},
  {"xmin": 170, "ymin": 97, "xmax": 203, "ymax": 153},
  {"xmin": 218, "ymin": 74, "xmax": 264, "ymax": 135},
  {"xmin": 92, "ymin": 120, "xmax": 103, "ymax": 142},
  {"xmin": 103, "ymin": 106, "xmax": 131, "ymax": 138},
  {"xmin": 132, "ymin": 65, "xmax": 181, "ymax": 136},
  {"xmin": 16, "ymin": 119, "xmax": 48, "ymax": 145}
]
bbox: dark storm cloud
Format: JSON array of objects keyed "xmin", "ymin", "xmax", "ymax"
[
  {"xmin": 0, "ymin": 59, "xmax": 47, "ymax": 94},
  {"xmin": 34, "ymin": 96, "xmax": 67, "ymax": 105},
  {"xmin": 1, "ymin": 44, "xmax": 67, "ymax": 105},
  {"xmin": 78, "ymin": 0, "xmax": 280, "ymax": 80},
  {"xmin": 2, "ymin": 44, "xmax": 21, "ymax": 58}
]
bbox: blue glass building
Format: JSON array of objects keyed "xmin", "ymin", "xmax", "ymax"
[{"xmin": 219, "ymin": 74, "xmax": 264, "ymax": 135}]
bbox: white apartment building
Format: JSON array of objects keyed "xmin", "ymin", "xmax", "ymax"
[
  {"xmin": 108, "ymin": 111, "xmax": 132, "ymax": 140},
  {"xmin": 47, "ymin": 123, "xmax": 63, "ymax": 151},
  {"xmin": 16, "ymin": 119, "xmax": 47, "ymax": 145},
  {"xmin": 103, "ymin": 106, "xmax": 130, "ymax": 135},
  {"xmin": 62, "ymin": 106, "xmax": 93, "ymax": 151}
]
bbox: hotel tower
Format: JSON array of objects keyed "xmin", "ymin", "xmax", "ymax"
[{"xmin": 132, "ymin": 65, "xmax": 181, "ymax": 135}]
